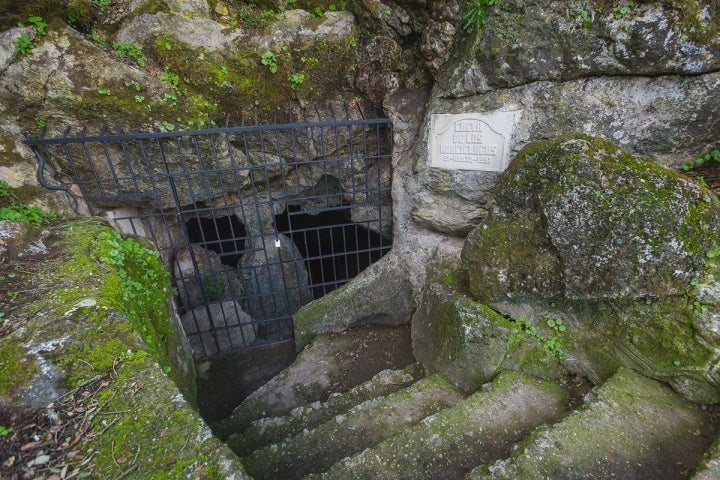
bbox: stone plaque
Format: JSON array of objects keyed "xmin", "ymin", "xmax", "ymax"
[{"xmin": 429, "ymin": 111, "xmax": 521, "ymax": 171}]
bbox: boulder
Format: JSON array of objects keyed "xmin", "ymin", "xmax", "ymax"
[
  {"xmin": 180, "ymin": 300, "xmax": 257, "ymax": 357},
  {"xmin": 174, "ymin": 245, "xmax": 241, "ymax": 312},
  {"xmin": 411, "ymin": 281, "xmax": 560, "ymax": 392},
  {"xmin": 458, "ymin": 135, "xmax": 720, "ymax": 403}
]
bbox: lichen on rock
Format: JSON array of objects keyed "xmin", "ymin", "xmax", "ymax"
[{"xmin": 454, "ymin": 135, "xmax": 720, "ymax": 403}]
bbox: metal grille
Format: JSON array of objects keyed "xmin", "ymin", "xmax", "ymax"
[{"xmin": 25, "ymin": 111, "xmax": 393, "ymax": 359}]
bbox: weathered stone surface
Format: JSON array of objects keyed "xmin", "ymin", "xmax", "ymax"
[
  {"xmin": 469, "ymin": 368, "xmax": 713, "ymax": 480},
  {"xmin": 174, "ymin": 245, "xmax": 230, "ymax": 311},
  {"xmin": 242, "ymin": 373, "xmax": 464, "ymax": 480},
  {"xmin": 226, "ymin": 363, "xmax": 424, "ymax": 457},
  {"xmin": 692, "ymin": 434, "xmax": 720, "ymax": 480},
  {"xmin": 236, "ymin": 202, "xmax": 313, "ymax": 340},
  {"xmin": 414, "ymin": 73, "xmax": 720, "ymax": 234},
  {"xmin": 412, "ymin": 281, "xmax": 561, "ymax": 392},
  {"xmin": 443, "ymin": 1, "xmax": 720, "ymax": 97},
  {"xmin": 464, "ymin": 136, "xmax": 719, "ymax": 301},
  {"xmin": 320, "ymin": 371, "xmax": 568, "ymax": 480},
  {"xmin": 293, "ymin": 253, "xmax": 415, "ymax": 349},
  {"xmin": 0, "ymin": 218, "xmax": 249, "ymax": 478},
  {"xmin": 216, "ymin": 325, "xmax": 414, "ymax": 437},
  {"xmin": 181, "ymin": 300, "xmax": 256, "ymax": 357},
  {"xmin": 458, "ymin": 135, "xmax": 720, "ymax": 402}
]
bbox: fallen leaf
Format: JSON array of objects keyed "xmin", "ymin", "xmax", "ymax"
[{"xmin": 21, "ymin": 441, "xmax": 40, "ymax": 451}]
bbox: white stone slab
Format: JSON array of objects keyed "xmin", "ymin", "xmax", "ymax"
[{"xmin": 429, "ymin": 111, "xmax": 521, "ymax": 172}]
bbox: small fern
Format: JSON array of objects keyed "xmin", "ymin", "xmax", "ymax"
[{"xmin": 463, "ymin": 0, "xmax": 499, "ymax": 33}]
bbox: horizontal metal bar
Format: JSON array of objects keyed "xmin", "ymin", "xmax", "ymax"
[{"xmin": 23, "ymin": 118, "xmax": 392, "ymax": 146}]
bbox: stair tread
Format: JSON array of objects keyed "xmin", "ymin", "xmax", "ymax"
[
  {"xmin": 241, "ymin": 373, "xmax": 463, "ymax": 480},
  {"xmin": 314, "ymin": 370, "xmax": 569, "ymax": 480},
  {"xmin": 469, "ymin": 368, "xmax": 714, "ymax": 480},
  {"xmin": 216, "ymin": 326, "xmax": 413, "ymax": 437},
  {"xmin": 227, "ymin": 363, "xmax": 425, "ymax": 456}
]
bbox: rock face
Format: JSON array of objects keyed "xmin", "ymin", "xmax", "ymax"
[
  {"xmin": 448, "ymin": 135, "xmax": 720, "ymax": 403},
  {"xmin": 236, "ymin": 202, "xmax": 313, "ymax": 341},
  {"xmin": 412, "ymin": 1, "xmax": 720, "ymax": 235},
  {"xmin": 463, "ymin": 135, "xmax": 719, "ymax": 302},
  {"xmin": 470, "ymin": 368, "xmax": 713, "ymax": 480},
  {"xmin": 0, "ymin": 218, "xmax": 249, "ymax": 478}
]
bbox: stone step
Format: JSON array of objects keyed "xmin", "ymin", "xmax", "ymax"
[
  {"xmin": 467, "ymin": 368, "xmax": 715, "ymax": 480},
  {"xmin": 227, "ymin": 363, "xmax": 425, "ymax": 456},
  {"xmin": 311, "ymin": 370, "xmax": 569, "ymax": 480},
  {"xmin": 215, "ymin": 325, "xmax": 414, "ymax": 438},
  {"xmin": 241, "ymin": 373, "xmax": 464, "ymax": 480}
]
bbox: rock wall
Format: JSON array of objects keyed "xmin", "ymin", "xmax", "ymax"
[{"xmin": 409, "ymin": 0, "xmax": 720, "ymax": 235}]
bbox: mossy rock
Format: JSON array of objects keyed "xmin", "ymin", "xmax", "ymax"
[
  {"xmin": 457, "ymin": 135, "xmax": 720, "ymax": 403},
  {"xmin": 411, "ymin": 282, "xmax": 563, "ymax": 393},
  {"xmin": 0, "ymin": 217, "xmax": 249, "ymax": 478}
]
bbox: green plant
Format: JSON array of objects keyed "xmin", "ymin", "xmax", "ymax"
[
  {"xmin": 159, "ymin": 67, "xmax": 180, "ymax": 89},
  {"xmin": 681, "ymin": 149, "xmax": 720, "ymax": 171},
  {"xmin": 35, "ymin": 116, "xmax": 46, "ymax": 129},
  {"xmin": 546, "ymin": 318, "xmax": 566, "ymax": 332},
  {"xmin": 92, "ymin": 0, "xmax": 112, "ymax": 10},
  {"xmin": 27, "ymin": 15, "xmax": 48, "ymax": 36},
  {"xmin": 135, "ymin": 95, "xmax": 145, "ymax": 103},
  {"xmin": 0, "ymin": 425, "xmax": 12, "ymax": 436},
  {"xmin": 694, "ymin": 300, "xmax": 709, "ymax": 313},
  {"xmin": 97, "ymin": 86, "xmax": 111, "ymax": 95},
  {"xmin": 612, "ymin": 2, "xmax": 634, "ymax": 19},
  {"xmin": 261, "ymin": 50, "xmax": 278, "ymax": 73},
  {"xmin": 462, "ymin": 0, "xmax": 498, "ymax": 33},
  {"xmin": 0, "ymin": 204, "xmax": 56, "ymax": 225},
  {"xmin": 577, "ymin": 9, "xmax": 592, "ymax": 28},
  {"xmin": 707, "ymin": 246, "xmax": 720, "ymax": 259},
  {"xmin": 87, "ymin": 29, "xmax": 106, "ymax": 45},
  {"xmin": 314, "ymin": 6, "xmax": 325, "ymax": 17},
  {"xmin": 514, "ymin": 317, "xmax": 566, "ymax": 362},
  {"xmin": 288, "ymin": 71, "xmax": 305, "ymax": 89},
  {"xmin": 0, "ymin": 182, "xmax": 56, "ymax": 225},
  {"xmin": 202, "ymin": 276, "xmax": 225, "ymax": 300},
  {"xmin": 15, "ymin": 33, "xmax": 33, "ymax": 56},
  {"xmin": 112, "ymin": 41, "xmax": 146, "ymax": 67},
  {"xmin": 98, "ymin": 231, "xmax": 168, "ymax": 344},
  {"xmin": 124, "ymin": 79, "xmax": 141, "ymax": 91}
]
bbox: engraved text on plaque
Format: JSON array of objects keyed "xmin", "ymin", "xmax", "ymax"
[{"xmin": 429, "ymin": 111, "xmax": 521, "ymax": 172}]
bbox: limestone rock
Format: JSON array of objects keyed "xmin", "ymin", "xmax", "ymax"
[
  {"xmin": 462, "ymin": 135, "xmax": 719, "ymax": 301},
  {"xmin": 470, "ymin": 368, "xmax": 713, "ymax": 480},
  {"xmin": 413, "ymin": 73, "xmax": 720, "ymax": 234},
  {"xmin": 443, "ymin": 1, "xmax": 720, "ymax": 97},
  {"xmin": 0, "ymin": 218, "xmax": 249, "ymax": 478},
  {"xmin": 174, "ymin": 245, "xmax": 239, "ymax": 311},
  {"xmin": 293, "ymin": 253, "xmax": 415, "ymax": 349},
  {"xmin": 180, "ymin": 300, "xmax": 257, "ymax": 357},
  {"xmin": 411, "ymin": 282, "xmax": 561, "ymax": 392},
  {"xmin": 459, "ymin": 135, "xmax": 720, "ymax": 402}
]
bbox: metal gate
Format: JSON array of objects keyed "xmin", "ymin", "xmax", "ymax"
[{"xmin": 25, "ymin": 110, "xmax": 393, "ymax": 359}]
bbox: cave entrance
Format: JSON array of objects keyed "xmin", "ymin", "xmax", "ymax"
[{"xmin": 26, "ymin": 111, "xmax": 393, "ymax": 360}]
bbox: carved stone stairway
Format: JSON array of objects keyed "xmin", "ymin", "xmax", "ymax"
[{"xmin": 214, "ymin": 331, "xmax": 720, "ymax": 480}]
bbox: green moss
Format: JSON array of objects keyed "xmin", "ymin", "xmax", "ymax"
[
  {"xmin": 669, "ymin": 0, "xmax": 720, "ymax": 44},
  {"xmin": 0, "ymin": 342, "xmax": 39, "ymax": 395},
  {"xmin": 87, "ymin": 352, "xmax": 238, "ymax": 479},
  {"xmin": 132, "ymin": 0, "xmax": 171, "ymax": 16}
]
